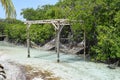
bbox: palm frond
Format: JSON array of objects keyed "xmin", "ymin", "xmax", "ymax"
[{"xmin": 0, "ymin": 0, "xmax": 16, "ymax": 18}]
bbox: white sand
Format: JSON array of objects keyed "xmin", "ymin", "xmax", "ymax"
[{"xmin": 0, "ymin": 41, "xmax": 120, "ymax": 80}]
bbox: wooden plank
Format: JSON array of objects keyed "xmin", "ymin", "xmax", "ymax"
[
  {"xmin": 24, "ymin": 19, "xmax": 70, "ymax": 26},
  {"xmin": 24, "ymin": 19, "xmax": 74, "ymax": 62},
  {"xmin": 84, "ymin": 30, "xmax": 86, "ymax": 60},
  {"xmin": 0, "ymin": 35, "xmax": 7, "ymax": 37},
  {"xmin": 56, "ymin": 25, "xmax": 60, "ymax": 63},
  {"xmin": 52, "ymin": 22, "xmax": 58, "ymax": 30},
  {"xmin": 27, "ymin": 24, "xmax": 31, "ymax": 58}
]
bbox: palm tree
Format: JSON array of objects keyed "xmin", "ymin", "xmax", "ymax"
[{"xmin": 0, "ymin": 0, "xmax": 16, "ymax": 18}]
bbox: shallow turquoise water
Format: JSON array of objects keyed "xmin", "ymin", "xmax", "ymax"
[{"xmin": 0, "ymin": 41, "xmax": 120, "ymax": 80}]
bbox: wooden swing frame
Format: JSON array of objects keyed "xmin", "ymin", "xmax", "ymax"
[{"xmin": 24, "ymin": 19, "xmax": 86, "ymax": 62}]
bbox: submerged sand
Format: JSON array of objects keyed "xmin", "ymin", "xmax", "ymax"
[{"xmin": 0, "ymin": 41, "xmax": 120, "ymax": 80}]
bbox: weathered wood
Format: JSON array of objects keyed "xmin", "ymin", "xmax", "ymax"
[
  {"xmin": 25, "ymin": 19, "xmax": 69, "ymax": 62},
  {"xmin": 25, "ymin": 19, "xmax": 70, "ymax": 26},
  {"xmin": 57, "ymin": 23, "xmax": 64, "ymax": 63},
  {"xmin": 56, "ymin": 22, "xmax": 60, "ymax": 63},
  {"xmin": 0, "ymin": 35, "xmax": 7, "ymax": 37},
  {"xmin": 84, "ymin": 30, "xmax": 86, "ymax": 60},
  {"xmin": 27, "ymin": 24, "xmax": 31, "ymax": 58},
  {"xmin": 24, "ymin": 19, "xmax": 86, "ymax": 62}
]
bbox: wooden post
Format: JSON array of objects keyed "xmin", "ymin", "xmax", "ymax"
[
  {"xmin": 84, "ymin": 29, "xmax": 86, "ymax": 60},
  {"xmin": 27, "ymin": 24, "xmax": 31, "ymax": 58},
  {"xmin": 56, "ymin": 22, "xmax": 60, "ymax": 63},
  {"xmin": 55, "ymin": 29, "xmax": 57, "ymax": 53}
]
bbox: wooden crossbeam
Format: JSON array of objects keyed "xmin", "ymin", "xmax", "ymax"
[
  {"xmin": 24, "ymin": 19, "xmax": 69, "ymax": 26},
  {"xmin": 0, "ymin": 35, "xmax": 7, "ymax": 37}
]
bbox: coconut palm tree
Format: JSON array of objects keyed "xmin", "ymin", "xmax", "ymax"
[{"xmin": 0, "ymin": 0, "xmax": 16, "ymax": 18}]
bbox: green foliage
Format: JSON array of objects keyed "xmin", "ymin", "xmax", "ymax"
[
  {"xmin": 29, "ymin": 24, "xmax": 55, "ymax": 45},
  {"xmin": 1, "ymin": 19, "xmax": 55, "ymax": 45},
  {"xmin": 20, "ymin": 0, "xmax": 120, "ymax": 63},
  {"xmin": 114, "ymin": 11, "xmax": 120, "ymax": 29},
  {"xmin": 0, "ymin": 21, "xmax": 7, "ymax": 35},
  {"xmin": 21, "ymin": 8, "xmax": 38, "ymax": 20},
  {"xmin": 89, "ymin": 0, "xmax": 120, "ymax": 62},
  {"xmin": 91, "ymin": 26, "xmax": 120, "ymax": 62},
  {"xmin": 21, "ymin": 5, "xmax": 65, "ymax": 20},
  {"xmin": 1, "ymin": 0, "xmax": 120, "ymax": 63},
  {"xmin": 4, "ymin": 23, "xmax": 26, "ymax": 43}
]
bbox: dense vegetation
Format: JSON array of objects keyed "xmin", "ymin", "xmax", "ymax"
[
  {"xmin": 0, "ymin": 0, "xmax": 120, "ymax": 64},
  {"xmin": 0, "ymin": 19, "xmax": 54, "ymax": 45}
]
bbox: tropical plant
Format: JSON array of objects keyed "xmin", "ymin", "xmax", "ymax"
[
  {"xmin": 5, "ymin": 0, "xmax": 120, "ymax": 64},
  {"xmin": 0, "ymin": 0, "xmax": 16, "ymax": 18}
]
